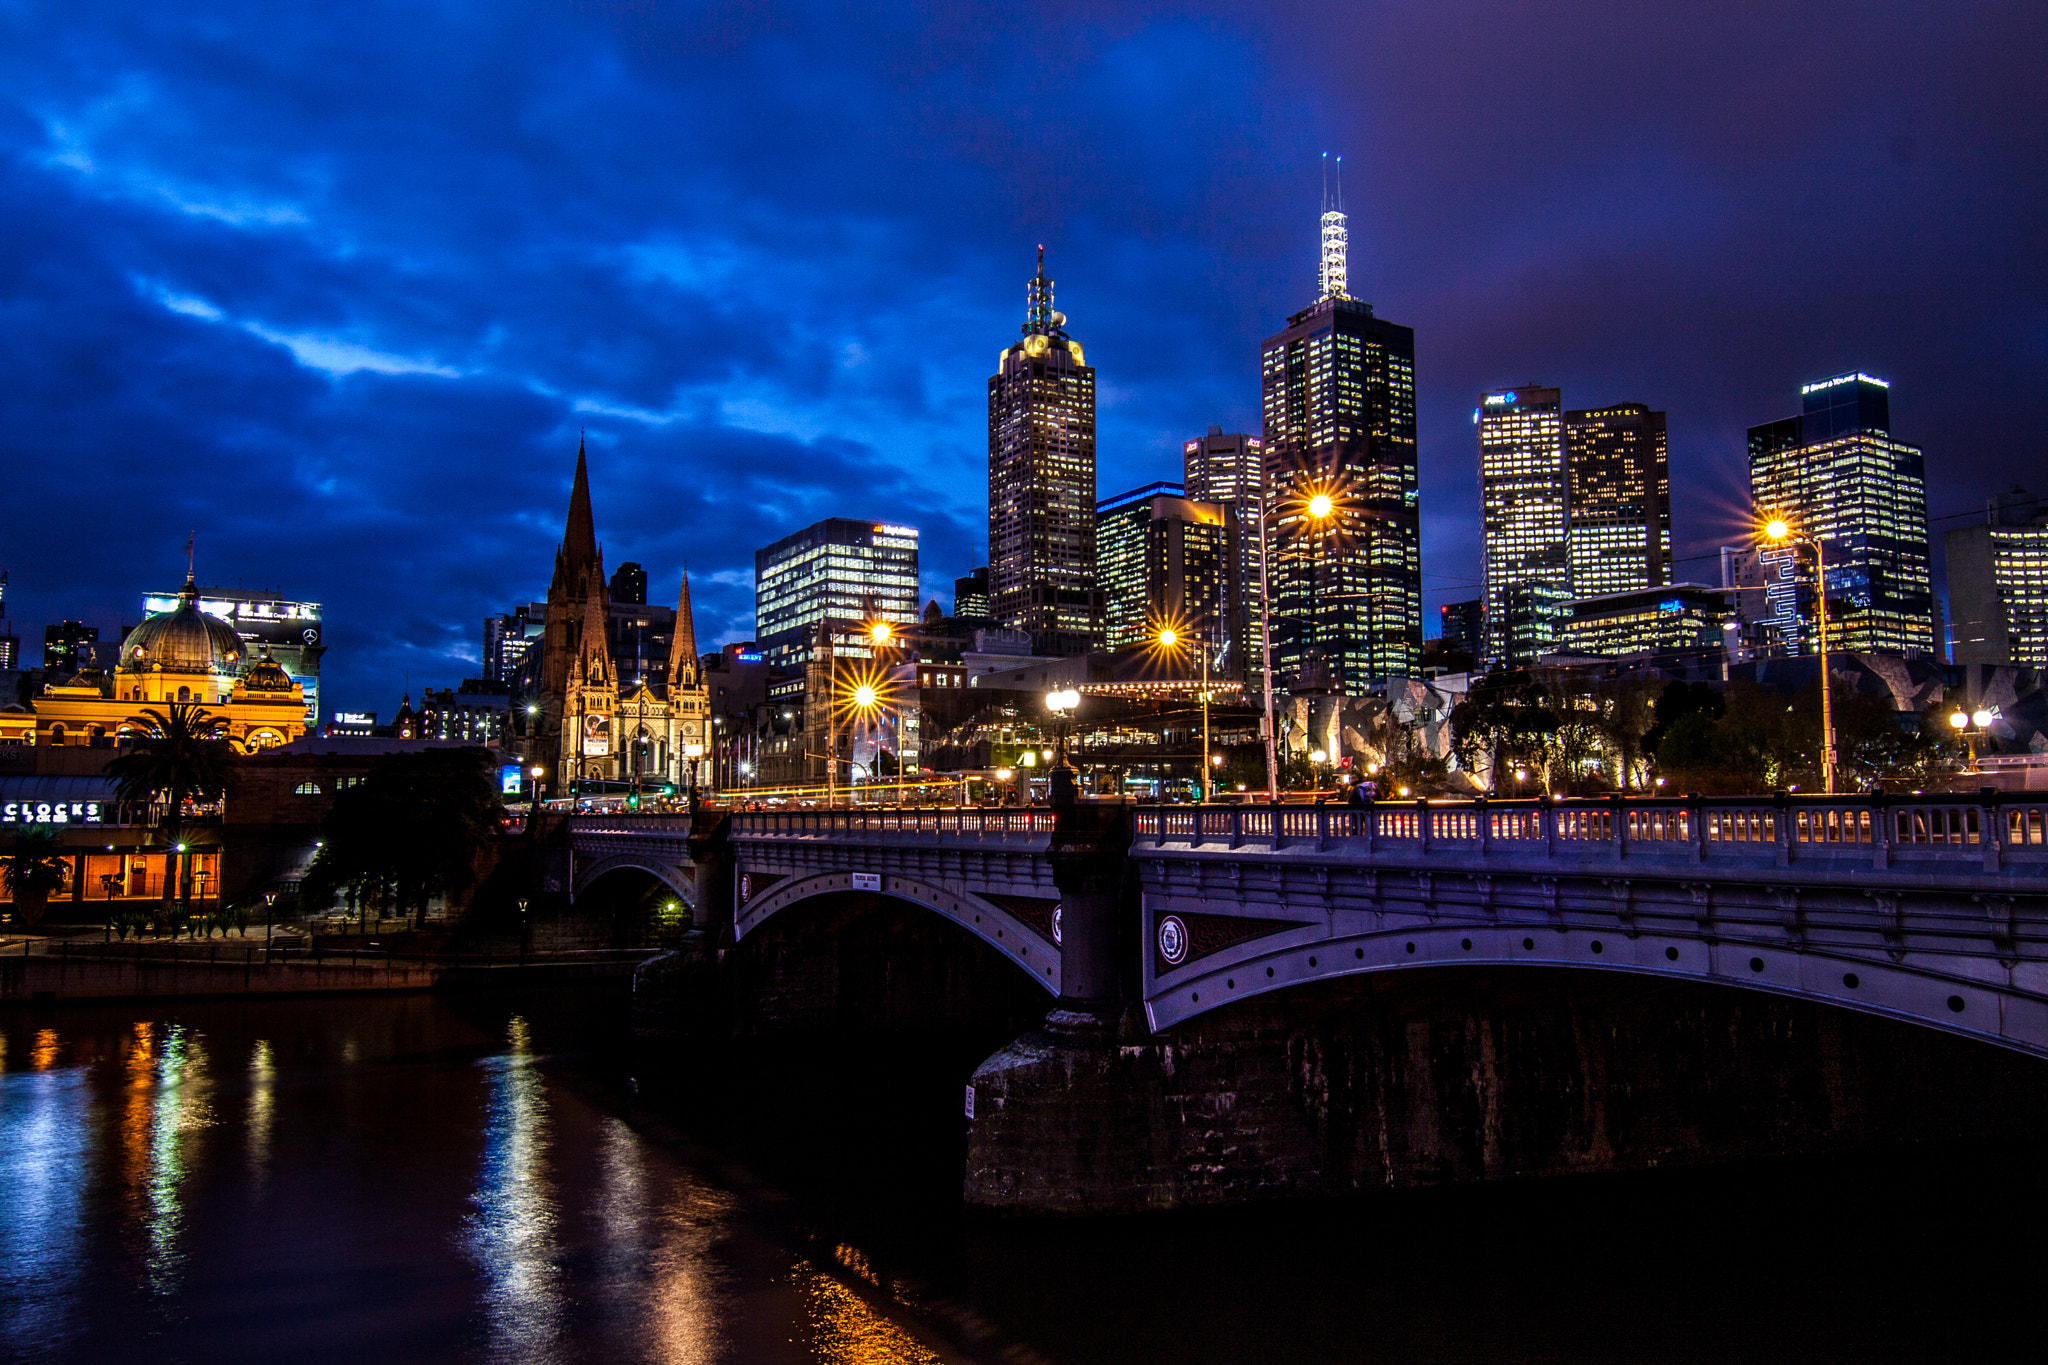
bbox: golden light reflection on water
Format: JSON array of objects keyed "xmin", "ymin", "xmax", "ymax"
[
  {"xmin": 794, "ymin": 1261, "xmax": 948, "ymax": 1365},
  {"xmin": 116, "ymin": 1022, "xmax": 214, "ymax": 1299},
  {"xmin": 468, "ymin": 1014, "xmax": 565, "ymax": 1364},
  {"xmin": 248, "ymin": 1039, "xmax": 275, "ymax": 1183},
  {"xmin": 31, "ymin": 1028, "xmax": 61, "ymax": 1069}
]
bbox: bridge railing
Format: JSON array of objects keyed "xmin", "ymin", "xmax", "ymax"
[
  {"xmin": 1133, "ymin": 794, "xmax": 2048, "ymax": 874},
  {"xmin": 730, "ymin": 808, "xmax": 1057, "ymax": 839}
]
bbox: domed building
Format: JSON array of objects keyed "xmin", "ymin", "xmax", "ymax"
[{"xmin": 32, "ymin": 577, "xmax": 309, "ymax": 752}]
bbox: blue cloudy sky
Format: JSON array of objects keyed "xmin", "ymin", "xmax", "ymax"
[{"xmin": 3, "ymin": 1, "xmax": 2042, "ymax": 713}]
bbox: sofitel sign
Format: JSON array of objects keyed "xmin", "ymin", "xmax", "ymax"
[{"xmin": 3, "ymin": 801, "xmax": 104, "ymax": 825}]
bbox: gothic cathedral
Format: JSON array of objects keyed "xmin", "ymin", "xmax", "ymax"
[{"xmin": 516, "ymin": 441, "xmax": 709, "ymax": 793}]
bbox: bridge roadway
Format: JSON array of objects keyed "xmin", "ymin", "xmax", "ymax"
[{"xmin": 570, "ymin": 791, "xmax": 2048, "ymax": 1058}]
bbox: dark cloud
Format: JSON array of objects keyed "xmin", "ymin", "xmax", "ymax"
[{"xmin": 0, "ymin": 0, "xmax": 2040, "ymax": 709}]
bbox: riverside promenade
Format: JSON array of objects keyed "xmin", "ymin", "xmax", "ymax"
[{"xmin": 0, "ymin": 934, "xmax": 654, "ymax": 1004}]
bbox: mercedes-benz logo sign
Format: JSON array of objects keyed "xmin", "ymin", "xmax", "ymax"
[
  {"xmin": 1051, "ymin": 903, "xmax": 1062, "ymax": 945},
  {"xmin": 1157, "ymin": 914, "xmax": 1189, "ymax": 966}
]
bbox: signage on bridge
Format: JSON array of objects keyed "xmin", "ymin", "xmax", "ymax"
[{"xmin": 850, "ymin": 872, "xmax": 882, "ymax": 892}]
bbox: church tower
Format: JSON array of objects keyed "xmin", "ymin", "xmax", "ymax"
[{"xmin": 665, "ymin": 567, "xmax": 710, "ymax": 790}]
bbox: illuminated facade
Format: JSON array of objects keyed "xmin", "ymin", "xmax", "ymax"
[
  {"xmin": 516, "ymin": 442, "xmax": 709, "ymax": 790},
  {"xmin": 1261, "ymin": 190, "xmax": 1420, "ymax": 690},
  {"xmin": 1565, "ymin": 403, "xmax": 1670, "ymax": 599},
  {"xmin": 755, "ymin": 518, "xmax": 920, "ymax": 670},
  {"xmin": 1558, "ymin": 584, "xmax": 1729, "ymax": 662},
  {"xmin": 1094, "ymin": 483, "xmax": 1237, "ymax": 653},
  {"xmin": 1748, "ymin": 373, "xmax": 1934, "ymax": 657},
  {"xmin": 988, "ymin": 247, "xmax": 1103, "ymax": 645},
  {"xmin": 1183, "ymin": 428, "xmax": 1266, "ymax": 676},
  {"xmin": 1947, "ymin": 487, "xmax": 2048, "ymax": 668},
  {"xmin": 33, "ymin": 577, "xmax": 308, "ymax": 752},
  {"xmin": 141, "ymin": 586, "xmax": 323, "ymax": 724},
  {"xmin": 1478, "ymin": 386, "xmax": 1568, "ymax": 663}
]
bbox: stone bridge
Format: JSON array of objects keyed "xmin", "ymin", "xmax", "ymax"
[
  {"xmin": 579, "ymin": 789, "xmax": 2048, "ymax": 1211},
  {"xmin": 583, "ymin": 793, "xmax": 2048, "ymax": 1056}
]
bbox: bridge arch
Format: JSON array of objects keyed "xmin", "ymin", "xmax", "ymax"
[
  {"xmin": 1143, "ymin": 913, "xmax": 2048, "ymax": 1060},
  {"xmin": 573, "ymin": 852, "xmax": 695, "ymax": 906},
  {"xmin": 737, "ymin": 870, "xmax": 1060, "ymax": 995}
]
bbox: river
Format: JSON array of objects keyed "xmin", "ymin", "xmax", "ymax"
[{"xmin": 2, "ymin": 991, "xmax": 2041, "ymax": 1363}]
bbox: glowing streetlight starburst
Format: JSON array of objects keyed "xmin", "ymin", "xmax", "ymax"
[{"xmin": 831, "ymin": 661, "xmax": 897, "ymax": 724}]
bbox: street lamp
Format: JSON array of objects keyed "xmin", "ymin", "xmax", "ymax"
[
  {"xmin": 1045, "ymin": 688, "xmax": 1080, "ymax": 794},
  {"xmin": 683, "ymin": 742, "xmax": 705, "ymax": 812},
  {"xmin": 1305, "ymin": 488, "xmax": 1338, "ymax": 691},
  {"xmin": 1949, "ymin": 705, "xmax": 1996, "ymax": 771},
  {"xmin": 1762, "ymin": 517, "xmax": 1838, "ymax": 794},
  {"xmin": 1156, "ymin": 623, "xmax": 1213, "ymax": 801}
]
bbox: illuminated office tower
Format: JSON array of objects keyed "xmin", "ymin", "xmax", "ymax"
[
  {"xmin": 1183, "ymin": 427, "xmax": 1265, "ymax": 674},
  {"xmin": 1947, "ymin": 487, "xmax": 2048, "ymax": 668},
  {"xmin": 1748, "ymin": 372, "xmax": 1934, "ymax": 657},
  {"xmin": 1565, "ymin": 403, "xmax": 1669, "ymax": 599},
  {"xmin": 1260, "ymin": 163, "xmax": 1420, "ymax": 691},
  {"xmin": 988, "ymin": 247, "xmax": 1103, "ymax": 646},
  {"xmin": 754, "ymin": 518, "xmax": 920, "ymax": 670},
  {"xmin": 1094, "ymin": 482, "xmax": 1237, "ymax": 653},
  {"xmin": 1478, "ymin": 386, "xmax": 1568, "ymax": 663}
]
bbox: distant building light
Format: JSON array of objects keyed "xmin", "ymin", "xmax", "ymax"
[
  {"xmin": 873, "ymin": 524, "xmax": 919, "ymax": 538},
  {"xmin": 1482, "ymin": 392, "xmax": 1517, "ymax": 406},
  {"xmin": 1800, "ymin": 372, "xmax": 1889, "ymax": 395}
]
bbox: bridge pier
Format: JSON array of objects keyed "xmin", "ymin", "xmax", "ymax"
[{"xmin": 966, "ymin": 965, "xmax": 2048, "ymax": 1215}]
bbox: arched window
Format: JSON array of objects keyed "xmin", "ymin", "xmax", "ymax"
[
  {"xmin": 295, "ymin": 781, "xmax": 322, "ymax": 795},
  {"xmin": 48, "ymin": 723, "xmax": 65, "ymax": 744},
  {"xmin": 177, "ymin": 686, "xmax": 190, "ymax": 702}
]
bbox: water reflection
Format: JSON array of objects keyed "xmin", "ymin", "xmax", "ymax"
[
  {"xmin": 119, "ymin": 1023, "xmax": 214, "ymax": 1301},
  {"xmin": 0, "ymin": 1030, "xmax": 91, "ymax": 1357},
  {"xmin": 601, "ymin": 1116, "xmax": 727, "ymax": 1362},
  {"xmin": 247, "ymin": 1039, "xmax": 275, "ymax": 1185},
  {"xmin": 793, "ymin": 1262, "xmax": 946, "ymax": 1365},
  {"xmin": 468, "ymin": 1014, "xmax": 566, "ymax": 1364}
]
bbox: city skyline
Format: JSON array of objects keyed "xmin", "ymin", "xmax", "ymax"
[{"xmin": 1, "ymin": 2, "xmax": 2042, "ymax": 714}]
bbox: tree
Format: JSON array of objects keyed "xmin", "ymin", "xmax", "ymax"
[
  {"xmin": 301, "ymin": 748, "xmax": 502, "ymax": 927},
  {"xmin": 1450, "ymin": 669, "xmax": 1558, "ymax": 791},
  {"xmin": 105, "ymin": 702, "xmax": 235, "ymax": 916},
  {"xmin": 1, "ymin": 828, "xmax": 71, "ymax": 927}
]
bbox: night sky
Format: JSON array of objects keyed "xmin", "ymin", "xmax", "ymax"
[{"xmin": 4, "ymin": 2, "xmax": 2043, "ymax": 715}]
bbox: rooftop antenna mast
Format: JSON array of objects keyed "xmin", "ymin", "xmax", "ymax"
[
  {"xmin": 185, "ymin": 530, "xmax": 196, "ymax": 585},
  {"xmin": 1319, "ymin": 153, "xmax": 1349, "ymax": 301}
]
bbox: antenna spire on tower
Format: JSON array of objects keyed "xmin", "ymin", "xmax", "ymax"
[{"xmin": 1318, "ymin": 153, "xmax": 1350, "ymax": 301}]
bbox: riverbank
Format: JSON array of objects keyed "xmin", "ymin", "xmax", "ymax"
[{"xmin": 0, "ymin": 935, "xmax": 657, "ymax": 1003}]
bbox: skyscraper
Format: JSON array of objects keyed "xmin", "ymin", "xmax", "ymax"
[
  {"xmin": 952, "ymin": 567, "xmax": 990, "ymax": 622},
  {"xmin": 1947, "ymin": 486, "xmax": 2048, "ymax": 668},
  {"xmin": 754, "ymin": 518, "xmax": 920, "ymax": 670},
  {"xmin": 1565, "ymin": 403, "xmax": 1670, "ymax": 599},
  {"xmin": 1260, "ymin": 166, "xmax": 1420, "ymax": 690},
  {"xmin": 609, "ymin": 561, "xmax": 649, "ymax": 606},
  {"xmin": 1184, "ymin": 427, "xmax": 1265, "ymax": 675},
  {"xmin": 1748, "ymin": 372, "xmax": 1934, "ymax": 657},
  {"xmin": 1478, "ymin": 386, "xmax": 1568, "ymax": 663},
  {"xmin": 1094, "ymin": 482, "xmax": 1237, "ymax": 653},
  {"xmin": 988, "ymin": 248, "xmax": 1102, "ymax": 646}
]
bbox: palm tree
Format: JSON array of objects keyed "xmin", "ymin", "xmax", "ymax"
[
  {"xmin": 1, "ymin": 828, "xmax": 71, "ymax": 927},
  {"xmin": 106, "ymin": 702, "xmax": 235, "ymax": 923}
]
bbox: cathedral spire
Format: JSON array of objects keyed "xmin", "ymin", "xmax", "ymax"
[
  {"xmin": 666, "ymin": 564, "xmax": 701, "ymax": 689},
  {"xmin": 557, "ymin": 434, "xmax": 600, "ymax": 597}
]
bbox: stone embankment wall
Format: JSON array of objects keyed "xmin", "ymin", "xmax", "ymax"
[{"xmin": 966, "ymin": 966, "xmax": 2048, "ymax": 1214}]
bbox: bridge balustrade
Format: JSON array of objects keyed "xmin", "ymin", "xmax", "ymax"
[
  {"xmin": 728, "ymin": 808, "xmax": 1056, "ymax": 839},
  {"xmin": 1133, "ymin": 795, "xmax": 2048, "ymax": 872}
]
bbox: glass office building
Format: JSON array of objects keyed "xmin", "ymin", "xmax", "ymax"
[
  {"xmin": 1748, "ymin": 373, "xmax": 1934, "ymax": 657},
  {"xmin": 1565, "ymin": 403, "xmax": 1669, "ymax": 599},
  {"xmin": 754, "ymin": 518, "xmax": 920, "ymax": 669},
  {"xmin": 1260, "ymin": 234, "xmax": 1420, "ymax": 691},
  {"xmin": 1094, "ymin": 483, "xmax": 1236, "ymax": 653},
  {"xmin": 1478, "ymin": 386, "xmax": 1568, "ymax": 663}
]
